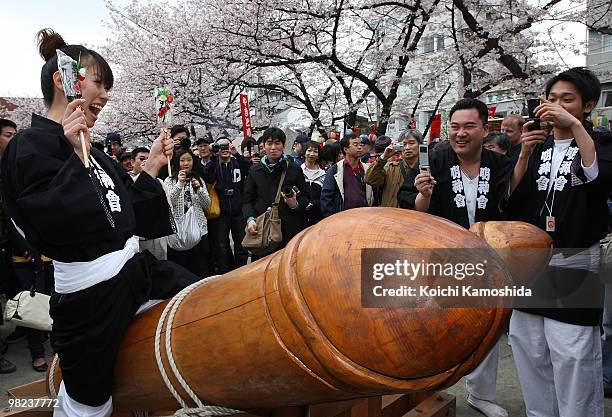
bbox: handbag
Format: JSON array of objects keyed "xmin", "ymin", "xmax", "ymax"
[
  {"xmin": 204, "ymin": 182, "xmax": 221, "ymax": 219},
  {"xmin": 167, "ymin": 205, "xmax": 202, "ymax": 251},
  {"xmin": 242, "ymin": 171, "xmax": 286, "ymax": 256},
  {"xmin": 4, "ymin": 289, "xmax": 53, "ymax": 331}
]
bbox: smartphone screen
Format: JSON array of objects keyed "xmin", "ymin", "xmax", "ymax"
[{"xmin": 418, "ymin": 144, "xmax": 429, "ymax": 169}]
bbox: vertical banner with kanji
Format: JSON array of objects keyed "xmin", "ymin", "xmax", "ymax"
[{"xmin": 240, "ymin": 93, "xmax": 253, "ymax": 139}]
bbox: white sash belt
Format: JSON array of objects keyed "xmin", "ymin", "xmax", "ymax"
[{"xmin": 53, "ymin": 237, "xmax": 140, "ymax": 294}]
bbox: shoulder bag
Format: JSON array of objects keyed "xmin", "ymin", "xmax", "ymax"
[
  {"xmin": 241, "ymin": 171, "xmax": 286, "ymax": 256},
  {"xmin": 4, "ymin": 289, "xmax": 52, "ymax": 332}
]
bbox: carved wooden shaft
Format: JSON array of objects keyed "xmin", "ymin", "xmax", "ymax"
[{"xmin": 48, "ymin": 208, "xmax": 552, "ymax": 412}]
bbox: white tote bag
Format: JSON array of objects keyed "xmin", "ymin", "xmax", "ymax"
[
  {"xmin": 167, "ymin": 206, "xmax": 202, "ymax": 251},
  {"xmin": 4, "ymin": 290, "xmax": 53, "ymax": 331}
]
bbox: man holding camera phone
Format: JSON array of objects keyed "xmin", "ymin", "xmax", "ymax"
[
  {"xmin": 506, "ymin": 67, "xmax": 612, "ymax": 417},
  {"xmin": 365, "ymin": 130, "xmax": 422, "ymax": 208},
  {"xmin": 201, "ymin": 136, "xmax": 251, "ymax": 273},
  {"xmin": 399, "ymin": 98, "xmax": 513, "ymax": 417}
]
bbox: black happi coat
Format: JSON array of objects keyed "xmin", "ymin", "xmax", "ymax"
[
  {"xmin": 397, "ymin": 146, "xmax": 512, "ymax": 227},
  {"xmin": 506, "ymin": 125, "xmax": 612, "ymax": 326},
  {"xmin": 1, "ymin": 114, "xmax": 174, "ymax": 263},
  {"xmin": 507, "ymin": 126, "xmax": 612, "ymax": 250}
]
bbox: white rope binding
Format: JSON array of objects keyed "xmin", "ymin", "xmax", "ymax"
[
  {"xmin": 48, "ymin": 354, "xmax": 60, "ymax": 398},
  {"xmin": 46, "ymin": 275, "xmax": 242, "ymax": 416},
  {"xmin": 151, "ymin": 275, "xmax": 244, "ymax": 417}
]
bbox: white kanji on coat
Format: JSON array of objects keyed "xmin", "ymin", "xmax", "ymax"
[
  {"xmin": 454, "ymin": 193, "xmax": 466, "ymax": 208},
  {"xmin": 566, "ymin": 147, "xmax": 579, "ymax": 161},
  {"xmin": 479, "ymin": 167, "xmax": 491, "ymax": 182},
  {"xmin": 477, "ymin": 195, "xmax": 488, "ymax": 209},
  {"xmin": 452, "ymin": 179, "xmax": 464, "ymax": 194},
  {"xmin": 95, "ymin": 169, "xmax": 115, "ymax": 190},
  {"xmin": 450, "ymin": 165, "xmax": 461, "ymax": 179},
  {"xmin": 90, "ymin": 158, "xmax": 116, "ymax": 190},
  {"xmin": 558, "ymin": 160, "xmax": 572, "ymax": 176},
  {"xmin": 538, "ymin": 162, "xmax": 552, "ymax": 175},
  {"xmin": 105, "ymin": 190, "xmax": 122, "ymax": 212},
  {"xmin": 477, "ymin": 181, "xmax": 489, "ymax": 194},
  {"xmin": 541, "ymin": 149, "xmax": 552, "ymax": 162},
  {"xmin": 554, "ymin": 176, "xmax": 568, "ymax": 191},
  {"xmin": 536, "ymin": 176, "xmax": 550, "ymax": 191}
]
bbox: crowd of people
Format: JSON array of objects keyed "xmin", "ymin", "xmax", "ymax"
[{"xmin": 0, "ymin": 28, "xmax": 611, "ymax": 417}]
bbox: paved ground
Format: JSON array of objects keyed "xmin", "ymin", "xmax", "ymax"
[{"xmin": 1, "ymin": 320, "xmax": 611, "ymax": 416}]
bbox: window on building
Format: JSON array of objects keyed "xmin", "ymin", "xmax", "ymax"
[
  {"xmin": 422, "ymin": 36, "xmax": 435, "ymax": 54},
  {"xmin": 436, "ymin": 36, "xmax": 445, "ymax": 51},
  {"xmin": 422, "ymin": 110, "xmax": 434, "ymax": 125},
  {"xmin": 603, "ymin": 90, "xmax": 612, "ymax": 108},
  {"xmin": 408, "ymin": 80, "xmax": 419, "ymax": 95},
  {"xmin": 603, "ymin": 34, "xmax": 612, "ymax": 53}
]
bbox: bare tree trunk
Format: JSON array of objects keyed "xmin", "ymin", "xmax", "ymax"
[
  {"xmin": 344, "ymin": 111, "xmax": 358, "ymax": 133},
  {"xmin": 376, "ymin": 100, "xmax": 393, "ymax": 136}
]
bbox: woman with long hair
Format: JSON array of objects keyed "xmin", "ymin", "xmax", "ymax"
[
  {"xmin": 300, "ymin": 141, "xmax": 325, "ymax": 226},
  {"xmin": 1, "ymin": 29, "xmax": 198, "ymax": 417},
  {"xmin": 164, "ymin": 149, "xmax": 212, "ymax": 277}
]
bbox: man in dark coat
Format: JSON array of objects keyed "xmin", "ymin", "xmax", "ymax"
[
  {"xmin": 243, "ymin": 128, "xmax": 308, "ymax": 255},
  {"xmin": 201, "ymin": 136, "xmax": 251, "ymax": 272}
]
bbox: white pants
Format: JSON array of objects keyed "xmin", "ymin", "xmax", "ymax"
[
  {"xmin": 465, "ymin": 341, "xmax": 500, "ymax": 401},
  {"xmin": 54, "ymin": 381, "xmax": 113, "ymax": 417},
  {"xmin": 509, "ymin": 310, "xmax": 603, "ymax": 417}
]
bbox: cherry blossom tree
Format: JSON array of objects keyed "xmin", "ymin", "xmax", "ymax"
[
  {"xmin": 0, "ymin": 97, "xmax": 47, "ymax": 131},
  {"xmin": 100, "ymin": 0, "xmax": 603, "ymax": 143}
]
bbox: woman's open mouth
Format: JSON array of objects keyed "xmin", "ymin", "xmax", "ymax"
[{"xmin": 89, "ymin": 103, "xmax": 103, "ymax": 117}]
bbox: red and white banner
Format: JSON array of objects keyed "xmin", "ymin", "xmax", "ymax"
[{"xmin": 240, "ymin": 93, "xmax": 253, "ymax": 139}]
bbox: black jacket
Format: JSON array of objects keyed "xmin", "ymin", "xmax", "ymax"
[
  {"xmin": 397, "ymin": 146, "xmax": 512, "ymax": 228},
  {"xmin": 507, "ymin": 125, "xmax": 612, "ymax": 249},
  {"xmin": 243, "ymin": 159, "xmax": 308, "ymax": 247},
  {"xmin": 506, "ymin": 124, "xmax": 612, "ymax": 326},
  {"xmin": 201, "ymin": 154, "xmax": 251, "ymax": 217},
  {"xmin": 1, "ymin": 114, "xmax": 174, "ymax": 262}
]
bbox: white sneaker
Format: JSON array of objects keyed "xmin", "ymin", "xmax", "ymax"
[{"xmin": 467, "ymin": 394, "xmax": 509, "ymax": 417}]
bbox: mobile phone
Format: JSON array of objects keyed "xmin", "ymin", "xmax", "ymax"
[
  {"xmin": 527, "ymin": 98, "xmax": 540, "ymax": 132},
  {"xmin": 418, "ymin": 139, "xmax": 429, "ymax": 169},
  {"xmin": 252, "ymin": 144, "xmax": 260, "ymax": 156}
]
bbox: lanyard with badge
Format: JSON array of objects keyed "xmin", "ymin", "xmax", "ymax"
[{"xmin": 537, "ymin": 145, "xmax": 579, "ymax": 232}]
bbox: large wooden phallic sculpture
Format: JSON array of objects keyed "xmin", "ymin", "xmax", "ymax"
[{"xmin": 42, "ymin": 208, "xmax": 552, "ymax": 414}]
